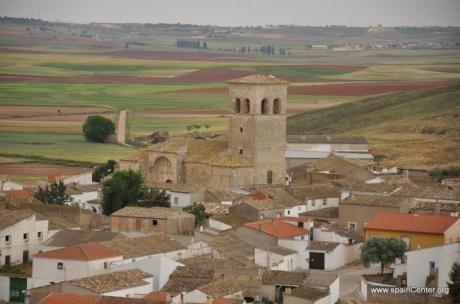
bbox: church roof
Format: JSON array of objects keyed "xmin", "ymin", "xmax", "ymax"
[
  {"xmin": 227, "ymin": 74, "xmax": 289, "ymax": 84},
  {"xmin": 146, "ymin": 138, "xmax": 253, "ymax": 167}
]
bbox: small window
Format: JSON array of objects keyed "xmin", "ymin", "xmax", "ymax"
[
  {"xmin": 5, "ymin": 255, "xmax": 11, "ymax": 266},
  {"xmin": 348, "ymin": 222, "xmax": 357, "ymax": 231},
  {"xmin": 312, "ymin": 201, "xmax": 316, "ymax": 206},
  {"xmin": 57, "ymin": 262, "xmax": 63, "ymax": 270},
  {"xmin": 152, "ymin": 220, "xmax": 158, "ymax": 226},
  {"xmin": 5, "ymin": 235, "xmax": 11, "ymax": 244},
  {"xmin": 301, "ymin": 236, "xmax": 304, "ymax": 240},
  {"xmin": 298, "ymin": 222, "xmax": 304, "ymax": 228},
  {"xmin": 239, "ymin": 149, "xmax": 243, "ymax": 155},
  {"xmin": 104, "ymin": 262, "xmax": 109, "ymax": 269},
  {"xmin": 37, "ymin": 232, "xmax": 43, "ymax": 240},
  {"xmin": 322, "ymin": 199, "xmax": 327, "ymax": 206},
  {"xmin": 235, "ymin": 98, "xmax": 241, "ymax": 113},
  {"xmin": 174, "ymin": 197, "xmax": 179, "ymax": 205},
  {"xmin": 240, "ymin": 127, "xmax": 243, "ymax": 133},
  {"xmin": 23, "ymin": 233, "xmax": 29, "ymax": 242},
  {"xmin": 287, "ymin": 210, "xmax": 290, "ymax": 215},
  {"xmin": 267, "ymin": 171, "xmax": 273, "ymax": 184},
  {"xmin": 273, "ymin": 98, "xmax": 281, "ymax": 114}
]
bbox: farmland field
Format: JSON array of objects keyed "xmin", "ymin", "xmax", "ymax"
[{"xmin": 1, "ymin": 19, "xmax": 460, "ymax": 177}]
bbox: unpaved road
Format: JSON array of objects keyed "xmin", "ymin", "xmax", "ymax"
[{"xmin": 117, "ymin": 110, "xmax": 132, "ymax": 147}]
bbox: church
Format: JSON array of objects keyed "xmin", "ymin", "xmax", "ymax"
[{"xmin": 119, "ymin": 74, "xmax": 289, "ymax": 190}]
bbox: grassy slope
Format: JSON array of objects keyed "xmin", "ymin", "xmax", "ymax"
[{"xmin": 287, "ymin": 84, "xmax": 460, "ymax": 169}]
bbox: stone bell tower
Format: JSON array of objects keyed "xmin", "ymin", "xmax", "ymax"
[{"xmin": 227, "ymin": 74, "xmax": 288, "ymax": 185}]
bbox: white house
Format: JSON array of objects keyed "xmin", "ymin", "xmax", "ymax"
[
  {"xmin": 150, "ymin": 183, "xmax": 205, "ymax": 208},
  {"xmin": 62, "ymin": 172, "xmax": 94, "ymax": 185},
  {"xmin": 287, "ymin": 184, "xmax": 341, "ymax": 213},
  {"xmin": 0, "ymin": 209, "xmax": 49, "ymax": 266},
  {"xmin": 393, "ymin": 242, "xmax": 460, "ymax": 290},
  {"xmin": 254, "ymin": 246, "xmax": 299, "ymax": 271},
  {"xmin": 30, "ymin": 242, "xmax": 123, "ymax": 288},
  {"xmin": 0, "ymin": 180, "xmax": 23, "ymax": 191},
  {"xmin": 65, "ymin": 183, "xmax": 100, "ymax": 212}
]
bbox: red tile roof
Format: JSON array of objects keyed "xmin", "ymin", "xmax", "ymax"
[
  {"xmin": 34, "ymin": 242, "xmax": 121, "ymax": 261},
  {"xmin": 252, "ymin": 191, "xmax": 268, "ymax": 200},
  {"xmin": 144, "ymin": 292, "xmax": 174, "ymax": 302},
  {"xmin": 2, "ymin": 189, "xmax": 32, "ymax": 197},
  {"xmin": 39, "ymin": 293, "xmax": 97, "ymax": 304},
  {"xmin": 279, "ymin": 216, "xmax": 310, "ymax": 222},
  {"xmin": 245, "ymin": 219, "xmax": 308, "ymax": 238},
  {"xmin": 365, "ymin": 212, "xmax": 459, "ymax": 235}
]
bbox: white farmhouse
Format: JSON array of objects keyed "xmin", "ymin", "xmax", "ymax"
[
  {"xmin": 0, "ymin": 209, "xmax": 48, "ymax": 266},
  {"xmin": 31, "ymin": 242, "xmax": 123, "ymax": 288}
]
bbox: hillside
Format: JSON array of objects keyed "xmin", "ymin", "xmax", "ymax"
[{"xmin": 287, "ymin": 84, "xmax": 460, "ymax": 169}]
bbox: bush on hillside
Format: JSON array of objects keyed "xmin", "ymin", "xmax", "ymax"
[{"xmin": 82, "ymin": 115, "xmax": 115, "ymax": 143}]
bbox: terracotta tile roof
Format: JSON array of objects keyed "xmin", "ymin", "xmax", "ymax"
[
  {"xmin": 70, "ymin": 269, "xmax": 152, "ymax": 293},
  {"xmin": 205, "ymin": 234, "xmax": 255, "ymax": 259},
  {"xmin": 144, "ymin": 292, "xmax": 174, "ymax": 302},
  {"xmin": 227, "ymin": 74, "xmax": 289, "ymax": 84},
  {"xmin": 43, "ymin": 230, "xmax": 123, "ymax": 248},
  {"xmin": 411, "ymin": 201, "xmax": 460, "ymax": 213},
  {"xmin": 2, "ymin": 189, "xmax": 33, "ymax": 197},
  {"xmin": 39, "ymin": 293, "xmax": 97, "ymax": 304},
  {"xmin": 160, "ymin": 266, "xmax": 214, "ymax": 293},
  {"xmin": 211, "ymin": 214, "xmax": 253, "ymax": 228},
  {"xmin": 146, "ymin": 138, "xmax": 253, "ymax": 168},
  {"xmin": 205, "ymin": 189, "xmax": 241, "ymax": 202},
  {"xmin": 307, "ymin": 241, "xmax": 340, "ymax": 252},
  {"xmin": 302, "ymin": 271, "xmax": 338, "ymax": 288},
  {"xmin": 198, "ymin": 276, "xmax": 260, "ymax": 298},
  {"xmin": 333, "ymin": 179, "xmax": 401, "ymax": 194},
  {"xmin": 101, "ymin": 235, "xmax": 185, "ymax": 258},
  {"xmin": 261, "ymin": 270, "xmax": 306, "ymax": 286},
  {"xmin": 394, "ymin": 185, "xmax": 460, "ymax": 201},
  {"xmin": 241, "ymin": 199, "xmax": 299, "ymax": 211},
  {"xmin": 179, "ymin": 254, "xmax": 257, "ymax": 271},
  {"xmin": 287, "ymin": 184, "xmax": 341, "ymax": 200},
  {"xmin": 365, "ymin": 212, "xmax": 459, "ymax": 234},
  {"xmin": 33, "ymin": 242, "xmax": 121, "ymax": 261},
  {"xmin": 288, "ymin": 286, "xmax": 329, "ymax": 301},
  {"xmin": 0, "ymin": 207, "xmax": 34, "ymax": 230},
  {"xmin": 111, "ymin": 206, "xmax": 192, "ymax": 219},
  {"xmin": 300, "ymin": 207, "xmax": 338, "ymax": 218},
  {"xmin": 245, "ymin": 219, "xmax": 308, "ymax": 238},
  {"xmin": 340, "ymin": 195, "xmax": 408, "ymax": 208},
  {"xmin": 318, "ymin": 223, "xmax": 363, "ymax": 241},
  {"xmin": 311, "ymin": 154, "xmax": 374, "ymax": 181}
]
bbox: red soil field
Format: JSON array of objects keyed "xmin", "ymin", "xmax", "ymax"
[
  {"xmin": 0, "ymin": 163, "xmax": 91, "ymax": 177},
  {"xmin": 175, "ymin": 81, "xmax": 453, "ymax": 96}
]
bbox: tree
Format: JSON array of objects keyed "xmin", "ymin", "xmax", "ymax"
[
  {"xmin": 82, "ymin": 115, "xmax": 115, "ymax": 143},
  {"xmin": 183, "ymin": 202, "xmax": 206, "ymax": 227},
  {"xmin": 448, "ymin": 262, "xmax": 460, "ymax": 303},
  {"xmin": 92, "ymin": 160, "xmax": 117, "ymax": 182},
  {"xmin": 35, "ymin": 181, "xmax": 72, "ymax": 205},
  {"xmin": 361, "ymin": 237, "xmax": 406, "ymax": 275},
  {"xmin": 139, "ymin": 188, "xmax": 171, "ymax": 208},
  {"xmin": 101, "ymin": 169, "xmax": 143, "ymax": 215}
]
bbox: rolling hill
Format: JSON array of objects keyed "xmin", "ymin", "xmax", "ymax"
[{"xmin": 287, "ymin": 83, "xmax": 460, "ymax": 169}]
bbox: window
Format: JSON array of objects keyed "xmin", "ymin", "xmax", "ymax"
[
  {"xmin": 37, "ymin": 232, "xmax": 43, "ymax": 240},
  {"xmin": 287, "ymin": 210, "xmax": 290, "ymax": 215},
  {"xmin": 240, "ymin": 127, "xmax": 243, "ymax": 133},
  {"xmin": 235, "ymin": 98, "xmax": 241, "ymax": 113},
  {"xmin": 23, "ymin": 233, "xmax": 28, "ymax": 242},
  {"xmin": 401, "ymin": 236, "xmax": 411, "ymax": 250},
  {"xmin": 300, "ymin": 236, "xmax": 304, "ymax": 240},
  {"xmin": 152, "ymin": 220, "xmax": 158, "ymax": 226},
  {"xmin": 5, "ymin": 255, "xmax": 10, "ymax": 266},
  {"xmin": 57, "ymin": 262, "xmax": 63, "ymax": 270},
  {"xmin": 261, "ymin": 98, "xmax": 269, "ymax": 114},
  {"xmin": 5, "ymin": 235, "xmax": 11, "ymax": 245},
  {"xmin": 267, "ymin": 171, "xmax": 273, "ymax": 184},
  {"xmin": 348, "ymin": 222, "xmax": 357, "ymax": 231},
  {"xmin": 244, "ymin": 98, "xmax": 250, "ymax": 113},
  {"xmin": 312, "ymin": 200, "xmax": 316, "ymax": 207},
  {"xmin": 104, "ymin": 262, "xmax": 109, "ymax": 269},
  {"xmin": 273, "ymin": 98, "xmax": 281, "ymax": 114},
  {"xmin": 298, "ymin": 222, "xmax": 304, "ymax": 228},
  {"xmin": 174, "ymin": 197, "xmax": 179, "ymax": 205},
  {"xmin": 239, "ymin": 149, "xmax": 243, "ymax": 155},
  {"xmin": 322, "ymin": 199, "xmax": 327, "ymax": 206}
]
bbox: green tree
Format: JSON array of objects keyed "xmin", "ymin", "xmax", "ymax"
[
  {"xmin": 183, "ymin": 202, "xmax": 206, "ymax": 227},
  {"xmin": 82, "ymin": 115, "xmax": 115, "ymax": 143},
  {"xmin": 101, "ymin": 169, "xmax": 143, "ymax": 215},
  {"xmin": 92, "ymin": 160, "xmax": 117, "ymax": 182},
  {"xmin": 35, "ymin": 181, "xmax": 72, "ymax": 205},
  {"xmin": 361, "ymin": 237, "xmax": 406, "ymax": 275},
  {"xmin": 448, "ymin": 262, "xmax": 460, "ymax": 303},
  {"xmin": 139, "ymin": 188, "xmax": 171, "ymax": 208}
]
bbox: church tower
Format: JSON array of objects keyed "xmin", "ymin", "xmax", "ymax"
[{"xmin": 227, "ymin": 74, "xmax": 288, "ymax": 185}]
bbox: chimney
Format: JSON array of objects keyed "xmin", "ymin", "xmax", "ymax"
[{"xmin": 434, "ymin": 203, "xmax": 441, "ymax": 215}]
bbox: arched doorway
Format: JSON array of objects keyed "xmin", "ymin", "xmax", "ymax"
[
  {"xmin": 261, "ymin": 98, "xmax": 269, "ymax": 114},
  {"xmin": 151, "ymin": 157, "xmax": 173, "ymax": 183}
]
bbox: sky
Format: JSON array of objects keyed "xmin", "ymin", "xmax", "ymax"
[{"xmin": 1, "ymin": 0, "xmax": 460, "ymax": 27}]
